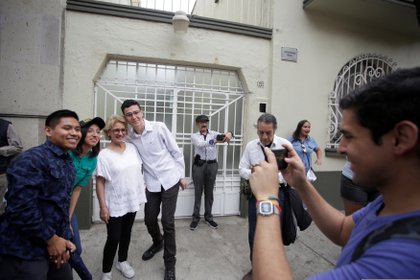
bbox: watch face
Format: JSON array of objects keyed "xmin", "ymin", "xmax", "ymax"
[
  {"xmin": 262, "ymin": 202, "xmax": 271, "ymax": 212},
  {"xmin": 258, "ymin": 201, "xmax": 274, "ymax": 215}
]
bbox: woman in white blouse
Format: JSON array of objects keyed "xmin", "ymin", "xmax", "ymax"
[{"xmin": 95, "ymin": 115, "xmax": 146, "ymax": 280}]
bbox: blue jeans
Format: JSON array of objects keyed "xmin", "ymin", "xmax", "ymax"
[
  {"xmin": 69, "ymin": 215, "xmax": 92, "ymax": 280},
  {"xmin": 71, "ymin": 215, "xmax": 82, "ymax": 255},
  {"xmin": 247, "ymin": 185, "xmax": 285, "ymax": 261}
]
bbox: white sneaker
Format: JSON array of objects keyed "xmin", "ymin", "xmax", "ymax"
[
  {"xmin": 116, "ymin": 261, "xmax": 135, "ymax": 278},
  {"xmin": 101, "ymin": 272, "xmax": 112, "ymax": 280}
]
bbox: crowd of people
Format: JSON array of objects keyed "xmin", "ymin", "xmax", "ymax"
[{"xmin": 0, "ymin": 67, "xmax": 419, "ymax": 280}]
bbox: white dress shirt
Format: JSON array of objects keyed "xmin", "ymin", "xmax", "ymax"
[
  {"xmin": 239, "ymin": 135, "xmax": 291, "ymax": 184},
  {"xmin": 126, "ymin": 119, "xmax": 185, "ymax": 192},
  {"xmin": 191, "ymin": 130, "xmax": 221, "ymax": 161}
]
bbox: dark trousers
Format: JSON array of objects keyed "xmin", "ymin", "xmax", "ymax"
[
  {"xmin": 0, "ymin": 254, "xmax": 72, "ymax": 280},
  {"xmin": 69, "ymin": 215, "xmax": 92, "ymax": 280},
  {"xmin": 102, "ymin": 212, "xmax": 136, "ymax": 273},
  {"xmin": 248, "ymin": 186, "xmax": 285, "ymax": 261},
  {"xmin": 144, "ymin": 183, "xmax": 179, "ymax": 269},
  {"xmin": 191, "ymin": 162, "xmax": 218, "ymax": 221}
]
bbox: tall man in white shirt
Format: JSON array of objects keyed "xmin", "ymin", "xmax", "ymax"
[
  {"xmin": 121, "ymin": 100, "xmax": 187, "ymax": 280},
  {"xmin": 239, "ymin": 113, "xmax": 291, "ymax": 280},
  {"xmin": 190, "ymin": 114, "xmax": 233, "ymax": 230}
]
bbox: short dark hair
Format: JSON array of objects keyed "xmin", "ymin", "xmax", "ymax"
[
  {"xmin": 45, "ymin": 109, "xmax": 79, "ymax": 128},
  {"xmin": 292, "ymin": 120, "xmax": 310, "ymax": 140},
  {"xmin": 257, "ymin": 113, "xmax": 277, "ymax": 130},
  {"xmin": 340, "ymin": 67, "xmax": 420, "ymax": 145},
  {"xmin": 121, "ymin": 99, "xmax": 142, "ymax": 114}
]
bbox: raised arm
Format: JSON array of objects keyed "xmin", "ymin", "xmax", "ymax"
[
  {"xmin": 250, "ymin": 148, "xmax": 293, "ymax": 280},
  {"xmin": 281, "ymin": 143, "xmax": 354, "ymax": 246}
]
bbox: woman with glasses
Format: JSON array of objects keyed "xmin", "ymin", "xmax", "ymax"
[
  {"xmin": 289, "ymin": 120, "xmax": 322, "ymax": 180},
  {"xmin": 68, "ymin": 117, "xmax": 105, "ymax": 279},
  {"xmin": 94, "ymin": 115, "xmax": 147, "ymax": 280}
]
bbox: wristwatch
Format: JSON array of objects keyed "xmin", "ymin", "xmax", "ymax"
[{"xmin": 256, "ymin": 200, "xmax": 280, "ymax": 216}]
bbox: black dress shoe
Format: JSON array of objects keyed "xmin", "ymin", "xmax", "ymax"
[
  {"xmin": 142, "ymin": 242, "xmax": 164, "ymax": 261},
  {"xmin": 164, "ymin": 267, "xmax": 176, "ymax": 280}
]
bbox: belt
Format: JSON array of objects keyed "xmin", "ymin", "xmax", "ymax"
[{"xmin": 204, "ymin": 160, "xmax": 217, "ymax": 164}]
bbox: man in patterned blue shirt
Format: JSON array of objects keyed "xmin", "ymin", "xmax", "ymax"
[{"xmin": 0, "ymin": 109, "xmax": 81, "ymax": 280}]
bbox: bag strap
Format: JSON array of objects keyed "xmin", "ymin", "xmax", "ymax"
[{"xmin": 351, "ymin": 215, "xmax": 420, "ymax": 262}]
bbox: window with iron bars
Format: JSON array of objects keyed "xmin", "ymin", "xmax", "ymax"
[{"xmin": 326, "ymin": 53, "xmax": 397, "ymax": 155}]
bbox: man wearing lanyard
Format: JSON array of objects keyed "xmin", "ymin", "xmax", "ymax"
[
  {"xmin": 121, "ymin": 100, "xmax": 187, "ymax": 280},
  {"xmin": 190, "ymin": 115, "xmax": 233, "ymax": 230},
  {"xmin": 239, "ymin": 113, "xmax": 291, "ymax": 280}
]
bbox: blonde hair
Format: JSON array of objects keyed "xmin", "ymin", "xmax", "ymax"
[{"xmin": 103, "ymin": 115, "xmax": 127, "ymax": 140}]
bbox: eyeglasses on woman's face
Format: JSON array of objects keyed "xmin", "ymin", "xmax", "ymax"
[{"xmin": 111, "ymin": 128, "xmax": 126, "ymax": 134}]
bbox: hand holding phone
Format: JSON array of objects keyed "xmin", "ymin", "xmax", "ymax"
[
  {"xmin": 270, "ymin": 148, "xmax": 288, "ymax": 170},
  {"xmin": 216, "ymin": 134, "xmax": 225, "ymax": 141}
]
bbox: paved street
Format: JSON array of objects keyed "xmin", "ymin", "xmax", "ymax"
[{"xmin": 77, "ymin": 216, "xmax": 340, "ymax": 280}]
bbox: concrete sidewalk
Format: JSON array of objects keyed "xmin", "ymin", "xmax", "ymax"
[{"xmin": 77, "ymin": 216, "xmax": 340, "ymax": 280}]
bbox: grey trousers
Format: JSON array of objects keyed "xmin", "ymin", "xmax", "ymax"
[
  {"xmin": 191, "ymin": 162, "xmax": 218, "ymax": 221},
  {"xmin": 144, "ymin": 183, "xmax": 179, "ymax": 269}
]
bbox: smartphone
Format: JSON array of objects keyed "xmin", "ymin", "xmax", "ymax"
[
  {"xmin": 216, "ymin": 134, "xmax": 225, "ymax": 141},
  {"xmin": 270, "ymin": 148, "xmax": 288, "ymax": 170}
]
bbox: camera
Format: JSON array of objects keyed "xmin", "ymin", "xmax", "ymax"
[
  {"xmin": 270, "ymin": 148, "xmax": 288, "ymax": 170},
  {"xmin": 216, "ymin": 134, "xmax": 225, "ymax": 141}
]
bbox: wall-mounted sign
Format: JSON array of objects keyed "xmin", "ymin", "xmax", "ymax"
[{"xmin": 281, "ymin": 47, "xmax": 298, "ymax": 62}]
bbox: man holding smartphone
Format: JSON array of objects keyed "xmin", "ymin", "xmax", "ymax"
[
  {"xmin": 249, "ymin": 67, "xmax": 420, "ymax": 279},
  {"xmin": 190, "ymin": 114, "xmax": 233, "ymax": 230},
  {"xmin": 238, "ymin": 113, "xmax": 291, "ymax": 280}
]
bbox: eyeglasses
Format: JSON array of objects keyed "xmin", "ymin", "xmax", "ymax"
[
  {"xmin": 124, "ymin": 110, "xmax": 141, "ymax": 118},
  {"xmin": 111, "ymin": 128, "xmax": 126, "ymax": 134},
  {"xmin": 301, "ymin": 143, "xmax": 307, "ymax": 153}
]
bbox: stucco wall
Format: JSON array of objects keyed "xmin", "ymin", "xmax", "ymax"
[
  {"xmin": 64, "ymin": 2, "xmax": 420, "ymax": 174},
  {"xmin": 0, "ymin": 0, "xmax": 66, "ymax": 148},
  {"xmin": 63, "ymin": 11, "xmax": 272, "ymax": 134},
  {"xmin": 4, "ymin": 0, "xmax": 418, "ymax": 168},
  {"xmin": 269, "ymin": 0, "xmax": 420, "ymax": 172}
]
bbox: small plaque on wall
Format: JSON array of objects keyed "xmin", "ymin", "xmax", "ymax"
[{"xmin": 281, "ymin": 47, "xmax": 298, "ymax": 62}]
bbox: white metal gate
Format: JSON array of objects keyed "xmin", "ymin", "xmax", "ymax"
[{"xmin": 92, "ymin": 60, "xmax": 245, "ymax": 221}]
